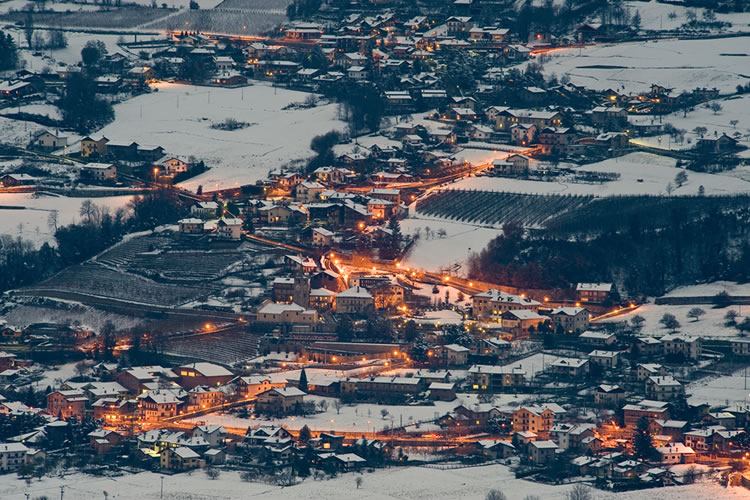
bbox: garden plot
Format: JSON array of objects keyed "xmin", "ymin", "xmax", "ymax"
[
  {"xmin": 93, "ymin": 82, "xmax": 346, "ymax": 191},
  {"xmin": 0, "ymin": 192, "xmax": 132, "ymax": 248},
  {"xmin": 0, "ymin": 461, "xmax": 743, "ymax": 500},
  {"xmin": 525, "ymin": 36, "xmax": 750, "ymax": 94},
  {"xmin": 450, "ymin": 152, "xmax": 750, "ymax": 196},
  {"xmin": 0, "ymin": 7, "xmax": 175, "ymax": 30},
  {"xmin": 141, "ymin": 7, "xmax": 286, "ymax": 35}
]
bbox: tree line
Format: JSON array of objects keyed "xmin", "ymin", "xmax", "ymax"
[
  {"xmin": 0, "ymin": 189, "xmax": 187, "ymax": 294},
  {"xmin": 469, "ymin": 205, "xmax": 750, "ymax": 297}
]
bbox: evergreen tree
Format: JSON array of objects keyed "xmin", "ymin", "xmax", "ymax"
[
  {"xmin": 298, "ymin": 424, "xmax": 311, "ymax": 443},
  {"xmin": 58, "ymin": 73, "xmax": 114, "ymax": 133},
  {"xmin": 0, "ymin": 31, "xmax": 19, "ymax": 70},
  {"xmin": 298, "ymin": 368, "xmax": 308, "ymax": 393},
  {"xmin": 633, "ymin": 416, "xmax": 657, "ymax": 460}
]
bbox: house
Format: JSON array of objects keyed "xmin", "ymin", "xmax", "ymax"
[
  {"xmin": 80, "ymin": 163, "xmax": 116, "ymax": 182},
  {"xmin": 579, "ymin": 330, "xmax": 616, "ymax": 346},
  {"xmin": 623, "ymin": 400, "xmax": 670, "ymax": 428},
  {"xmin": 46, "ymin": 390, "xmax": 87, "ymax": 419},
  {"xmin": 731, "ymin": 339, "xmax": 750, "ymax": 356},
  {"xmin": 538, "ymin": 127, "xmax": 577, "ymax": 155},
  {"xmin": 588, "ymin": 350, "xmax": 620, "ymax": 369},
  {"xmin": 0, "ymin": 174, "xmax": 38, "ymax": 187},
  {"xmin": 506, "ymin": 154, "xmax": 530, "ymax": 173},
  {"xmin": 257, "ymin": 302, "xmax": 318, "ymax": 325},
  {"xmin": 479, "ymin": 337, "xmax": 511, "ymax": 358},
  {"xmin": 216, "ymin": 217, "xmax": 243, "ymax": 239},
  {"xmin": 192, "ymin": 425, "xmax": 227, "ymax": 448},
  {"xmin": 661, "ymin": 335, "xmax": 702, "ymax": 360},
  {"xmin": 500, "ymin": 310, "xmax": 545, "ymax": 336},
  {"xmin": 513, "ymin": 404, "xmax": 563, "ymax": 434},
  {"xmin": 369, "ymin": 188, "xmax": 401, "ymax": 204},
  {"xmin": 32, "ymin": 130, "xmax": 67, "ymax": 150},
  {"xmin": 636, "ymin": 363, "xmax": 668, "ymax": 381},
  {"xmin": 243, "ymin": 426, "xmax": 293, "ymax": 447},
  {"xmin": 191, "ymin": 201, "xmax": 220, "ymax": 219},
  {"xmin": 312, "ymin": 227, "xmax": 335, "ymax": 247},
  {"xmin": 80, "ymin": 136, "xmax": 109, "ymax": 157},
  {"xmin": 327, "ymin": 453, "xmax": 367, "ymax": 471},
  {"xmin": 656, "ymin": 443, "xmax": 695, "ymax": 464},
  {"xmin": 590, "ymin": 106, "xmax": 627, "ymax": 126},
  {"xmin": 576, "ymin": 283, "xmax": 613, "ymax": 303},
  {"xmin": 550, "ymin": 357, "xmax": 589, "ymax": 377},
  {"xmin": 158, "ymin": 157, "xmax": 189, "ymax": 176},
  {"xmin": 178, "ymin": 218, "xmax": 205, "ymax": 234},
  {"xmin": 255, "ymin": 387, "xmax": 306, "ymax": 413},
  {"xmin": 472, "ymin": 289, "xmax": 541, "ymax": 319},
  {"xmin": 477, "ymin": 440, "xmax": 515, "ymax": 459},
  {"xmin": 347, "ymin": 66, "xmax": 368, "ymax": 80},
  {"xmin": 335, "ymin": 286, "xmax": 374, "ymax": 314},
  {"xmin": 549, "ymin": 423, "xmax": 595, "ymax": 450},
  {"xmin": 446, "ymin": 16, "xmax": 473, "ymax": 35},
  {"xmin": 177, "ymin": 362, "xmax": 233, "ymax": 389},
  {"xmin": 549, "ymin": 307, "xmax": 590, "ymax": 334},
  {"xmin": 235, "ymin": 376, "xmax": 286, "ymax": 399},
  {"xmin": 309, "ymin": 288, "xmax": 336, "ymax": 310},
  {"xmin": 0, "ymin": 443, "xmax": 29, "ymax": 471},
  {"xmin": 594, "ymin": 384, "xmax": 625, "ymax": 406},
  {"xmin": 434, "ymin": 344, "xmax": 469, "ymax": 366},
  {"xmin": 529, "ymin": 440, "xmax": 558, "ymax": 465},
  {"xmin": 651, "ymin": 419, "xmax": 689, "ymax": 442},
  {"xmin": 187, "ymin": 386, "xmax": 226, "ymax": 411},
  {"xmin": 509, "ymin": 123, "xmax": 536, "ymax": 146},
  {"xmin": 161, "ymin": 446, "xmax": 203, "ymax": 471},
  {"xmin": 696, "ymin": 133, "xmax": 737, "ymax": 153},
  {"xmin": 296, "ymin": 181, "xmax": 325, "ymax": 203},
  {"xmin": 204, "ymin": 448, "xmax": 226, "ymax": 465},
  {"xmin": 428, "ymin": 382, "xmax": 456, "ymax": 401},
  {"xmin": 88, "ymin": 429, "xmax": 123, "ymax": 454},
  {"xmin": 468, "ymin": 364, "xmax": 526, "ymax": 391},
  {"xmin": 637, "ymin": 337, "xmax": 663, "ymax": 356},
  {"xmin": 646, "ymin": 376, "xmax": 684, "ymax": 401},
  {"xmin": 138, "ymin": 390, "xmax": 182, "ymax": 421}
]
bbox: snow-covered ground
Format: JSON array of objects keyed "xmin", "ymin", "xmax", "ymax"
[
  {"xmin": 187, "ymin": 393, "xmax": 486, "ymax": 433},
  {"xmin": 0, "ymin": 192, "xmax": 133, "ymax": 247},
  {"xmin": 598, "ymin": 302, "xmax": 745, "ymax": 339},
  {"xmin": 450, "ymin": 152, "xmax": 750, "ymax": 197},
  {"xmin": 625, "ymin": 0, "xmax": 750, "ymax": 32},
  {"xmin": 528, "ymin": 36, "xmax": 750, "ymax": 94},
  {"xmin": 0, "ymin": 464, "xmax": 743, "ymax": 500},
  {"xmin": 401, "ymin": 215, "xmax": 501, "ymax": 274},
  {"xmin": 91, "ymin": 82, "xmax": 346, "ymax": 192},
  {"xmin": 663, "ymin": 281, "xmax": 750, "ymax": 298},
  {"xmin": 688, "ymin": 367, "xmax": 750, "ymax": 407},
  {"xmin": 629, "ymin": 94, "xmax": 750, "ymax": 153}
]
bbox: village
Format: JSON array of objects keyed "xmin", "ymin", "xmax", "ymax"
[{"xmin": 1, "ymin": 0, "xmax": 750, "ymax": 498}]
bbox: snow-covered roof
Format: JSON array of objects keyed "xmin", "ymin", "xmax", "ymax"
[{"xmin": 179, "ymin": 362, "xmax": 233, "ymax": 378}]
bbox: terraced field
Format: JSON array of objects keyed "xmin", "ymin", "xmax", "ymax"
[
  {"xmin": 165, "ymin": 328, "xmax": 262, "ymax": 366},
  {"xmin": 416, "ymin": 190, "xmax": 595, "ymax": 228}
]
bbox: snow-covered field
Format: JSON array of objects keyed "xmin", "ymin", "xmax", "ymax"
[
  {"xmin": 401, "ymin": 215, "xmax": 500, "ymax": 273},
  {"xmin": 450, "ymin": 152, "xmax": 750, "ymax": 197},
  {"xmin": 663, "ymin": 281, "xmax": 750, "ymax": 298},
  {"xmin": 92, "ymin": 82, "xmax": 346, "ymax": 192},
  {"xmin": 688, "ymin": 367, "xmax": 750, "ymax": 407},
  {"xmin": 188, "ymin": 393, "xmax": 486, "ymax": 433},
  {"xmin": 529, "ymin": 36, "xmax": 750, "ymax": 94},
  {"xmin": 625, "ymin": 0, "xmax": 750, "ymax": 32},
  {"xmin": 629, "ymin": 94, "xmax": 750, "ymax": 153},
  {"xmin": 599, "ymin": 302, "xmax": 745, "ymax": 339},
  {"xmin": 0, "ymin": 192, "xmax": 133, "ymax": 247},
  {"xmin": 0, "ymin": 464, "xmax": 744, "ymax": 500}
]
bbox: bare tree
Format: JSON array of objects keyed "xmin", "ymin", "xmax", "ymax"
[
  {"xmin": 317, "ymin": 400, "xmax": 329, "ymax": 412},
  {"xmin": 355, "ymin": 476, "xmax": 363, "ymax": 489},
  {"xmin": 486, "ymin": 490, "xmax": 507, "ymax": 500},
  {"xmin": 334, "ymin": 399, "xmax": 343, "ymax": 414},
  {"xmin": 687, "ymin": 307, "xmax": 705, "ymax": 321},
  {"xmin": 566, "ymin": 484, "xmax": 593, "ymax": 500}
]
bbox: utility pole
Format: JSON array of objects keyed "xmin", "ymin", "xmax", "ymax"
[
  {"xmin": 160, "ymin": 476, "xmax": 164, "ymax": 498},
  {"xmin": 60, "ymin": 485, "xmax": 65, "ymax": 500}
]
